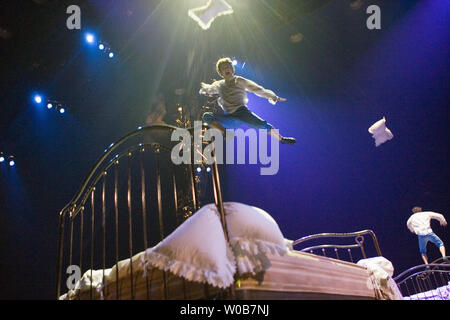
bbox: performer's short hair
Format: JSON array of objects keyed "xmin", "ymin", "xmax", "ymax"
[
  {"xmin": 216, "ymin": 57, "xmax": 234, "ymax": 76},
  {"xmin": 412, "ymin": 206, "xmax": 422, "ymax": 213}
]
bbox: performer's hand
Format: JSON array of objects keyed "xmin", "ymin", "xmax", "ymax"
[
  {"xmin": 199, "ymin": 82, "xmax": 209, "ymax": 95},
  {"xmin": 199, "ymin": 83, "xmax": 206, "ymax": 95},
  {"xmin": 442, "ymin": 220, "xmax": 447, "ymax": 227},
  {"xmin": 269, "ymin": 96, "xmax": 286, "ymax": 105}
]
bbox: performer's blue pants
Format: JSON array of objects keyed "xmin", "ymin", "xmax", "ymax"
[
  {"xmin": 202, "ymin": 106, "xmax": 274, "ymax": 131},
  {"xmin": 418, "ymin": 232, "xmax": 444, "ymax": 254}
]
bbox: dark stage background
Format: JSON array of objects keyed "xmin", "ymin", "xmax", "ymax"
[{"xmin": 0, "ymin": 0, "xmax": 448, "ymax": 299}]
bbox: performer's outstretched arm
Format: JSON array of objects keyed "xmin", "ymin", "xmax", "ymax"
[
  {"xmin": 199, "ymin": 81, "xmax": 220, "ymax": 95},
  {"xmin": 237, "ymin": 77, "xmax": 286, "ymax": 104},
  {"xmin": 429, "ymin": 212, "xmax": 447, "ymax": 226}
]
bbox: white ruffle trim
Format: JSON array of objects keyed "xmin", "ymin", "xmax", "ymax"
[
  {"xmin": 230, "ymin": 237, "xmax": 288, "ymax": 275},
  {"xmin": 141, "ymin": 250, "xmax": 236, "ymax": 289}
]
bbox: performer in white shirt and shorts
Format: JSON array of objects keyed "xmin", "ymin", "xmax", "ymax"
[{"xmin": 407, "ymin": 206, "xmax": 448, "ymax": 264}]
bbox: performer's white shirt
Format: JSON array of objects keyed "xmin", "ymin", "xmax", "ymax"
[
  {"xmin": 200, "ymin": 76, "xmax": 277, "ymax": 114},
  {"xmin": 406, "ymin": 211, "xmax": 446, "ymax": 236}
]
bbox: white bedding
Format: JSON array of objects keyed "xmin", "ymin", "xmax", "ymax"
[
  {"xmin": 404, "ymin": 281, "xmax": 450, "ymax": 300},
  {"xmin": 142, "ymin": 202, "xmax": 289, "ymax": 288}
]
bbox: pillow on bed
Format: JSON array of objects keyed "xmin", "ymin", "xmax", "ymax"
[
  {"xmin": 211, "ymin": 202, "xmax": 288, "ymax": 275},
  {"xmin": 142, "ymin": 204, "xmax": 236, "ymax": 289}
]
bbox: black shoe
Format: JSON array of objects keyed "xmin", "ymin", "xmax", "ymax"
[
  {"xmin": 443, "ymin": 257, "xmax": 449, "ymax": 263},
  {"xmin": 281, "ymin": 137, "xmax": 296, "ymax": 145}
]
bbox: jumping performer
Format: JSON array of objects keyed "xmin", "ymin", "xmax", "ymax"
[{"xmin": 199, "ymin": 57, "xmax": 296, "ymax": 145}]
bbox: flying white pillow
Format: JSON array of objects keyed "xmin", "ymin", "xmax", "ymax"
[
  {"xmin": 368, "ymin": 117, "xmax": 394, "ymax": 147},
  {"xmin": 188, "ymin": 0, "xmax": 233, "ymax": 30}
]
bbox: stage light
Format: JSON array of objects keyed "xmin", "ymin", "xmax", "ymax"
[
  {"xmin": 47, "ymin": 103, "xmax": 53, "ymax": 109},
  {"xmin": 0, "ymin": 153, "xmax": 4, "ymax": 163},
  {"xmin": 59, "ymin": 107, "xmax": 65, "ymax": 114},
  {"xmin": 34, "ymin": 95, "xmax": 42, "ymax": 104},
  {"xmin": 99, "ymin": 43, "xmax": 105, "ymax": 50},
  {"xmin": 85, "ymin": 33, "xmax": 95, "ymax": 44},
  {"xmin": 8, "ymin": 156, "xmax": 14, "ymax": 167},
  {"xmin": 232, "ymin": 59, "xmax": 237, "ymax": 66},
  {"xmin": 196, "ymin": 167, "xmax": 202, "ymax": 173},
  {"xmin": 206, "ymin": 167, "xmax": 211, "ymax": 173},
  {"xmin": 108, "ymin": 52, "xmax": 114, "ymax": 58}
]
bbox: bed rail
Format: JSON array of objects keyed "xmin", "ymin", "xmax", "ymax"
[
  {"xmin": 56, "ymin": 124, "xmax": 231, "ymax": 299},
  {"xmin": 393, "ymin": 259, "xmax": 450, "ymax": 300},
  {"xmin": 292, "ymin": 230, "xmax": 382, "ymax": 263}
]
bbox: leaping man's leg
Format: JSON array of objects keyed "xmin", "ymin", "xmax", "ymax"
[{"xmin": 268, "ymin": 129, "xmax": 296, "ymax": 145}]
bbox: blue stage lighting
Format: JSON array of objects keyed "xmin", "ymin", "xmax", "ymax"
[
  {"xmin": 59, "ymin": 108, "xmax": 65, "ymax": 114},
  {"xmin": 34, "ymin": 95, "xmax": 43, "ymax": 104},
  {"xmin": 196, "ymin": 167, "xmax": 202, "ymax": 173},
  {"xmin": 7, "ymin": 156, "xmax": 15, "ymax": 167},
  {"xmin": 109, "ymin": 52, "xmax": 114, "ymax": 58},
  {"xmin": 85, "ymin": 33, "xmax": 95, "ymax": 44},
  {"xmin": 0, "ymin": 155, "xmax": 4, "ymax": 163},
  {"xmin": 47, "ymin": 103, "xmax": 53, "ymax": 109},
  {"xmin": 232, "ymin": 59, "xmax": 237, "ymax": 66},
  {"xmin": 99, "ymin": 43, "xmax": 105, "ymax": 50},
  {"xmin": 206, "ymin": 167, "xmax": 211, "ymax": 173}
]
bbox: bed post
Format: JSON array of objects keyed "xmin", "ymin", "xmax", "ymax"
[
  {"xmin": 211, "ymin": 160, "xmax": 235, "ymax": 299},
  {"xmin": 56, "ymin": 209, "xmax": 66, "ymax": 299}
]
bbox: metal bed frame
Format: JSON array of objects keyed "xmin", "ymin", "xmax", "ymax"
[
  {"xmin": 393, "ymin": 258, "xmax": 450, "ymax": 299},
  {"xmin": 292, "ymin": 229, "xmax": 383, "ymax": 263},
  {"xmin": 55, "ymin": 124, "xmax": 231, "ymax": 299},
  {"xmin": 56, "ymin": 124, "xmax": 393, "ymax": 301}
]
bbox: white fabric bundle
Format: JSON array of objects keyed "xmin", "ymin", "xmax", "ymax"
[
  {"xmin": 60, "ymin": 269, "xmax": 111, "ymax": 300},
  {"xmin": 368, "ymin": 117, "xmax": 394, "ymax": 147},
  {"xmin": 357, "ymin": 256, "xmax": 403, "ymax": 300},
  {"xmin": 188, "ymin": 0, "xmax": 233, "ymax": 30},
  {"xmin": 357, "ymin": 256, "xmax": 394, "ymax": 278}
]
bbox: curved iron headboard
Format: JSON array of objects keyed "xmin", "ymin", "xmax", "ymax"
[
  {"xmin": 56, "ymin": 124, "xmax": 230, "ymax": 299},
  {"xmin": 293, "ymin": 230, "xmax": 382, "ymax": 262},
  {"xmin": 58, "ymin": 124, "xmax": 179, "ymax": 218},
  {"xmin": 393, "ymin": 260, "xmax": 450, "ymax": 299}
]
